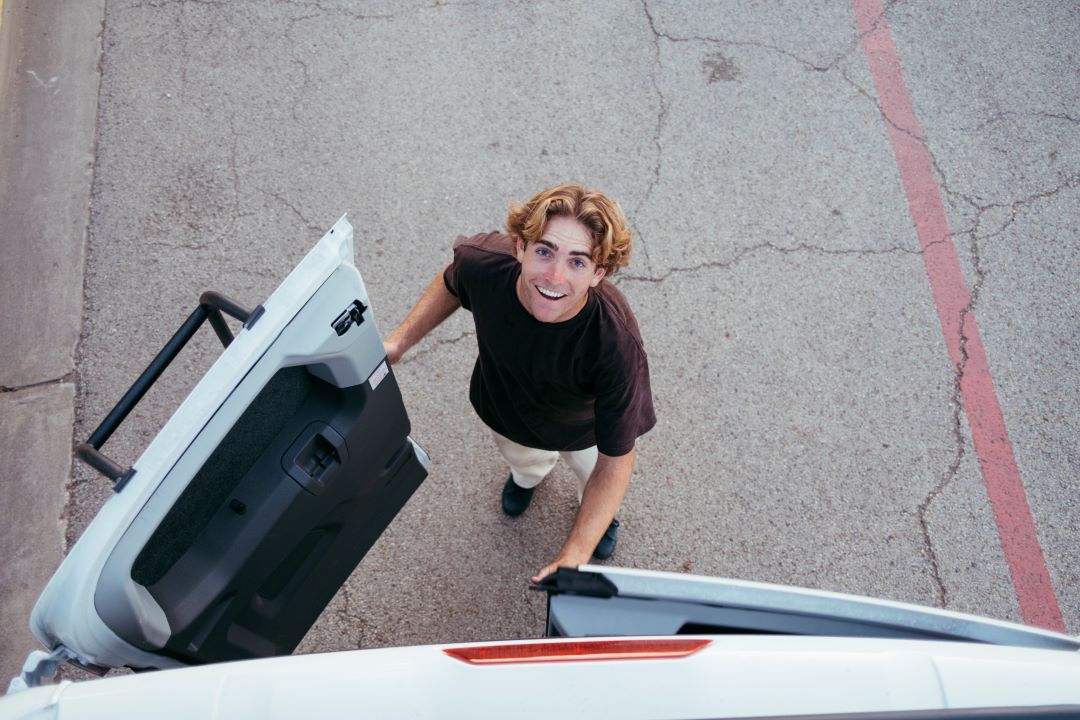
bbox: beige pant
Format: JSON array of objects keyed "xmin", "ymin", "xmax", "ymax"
[{"xmin": 492, "ymin": 431, "xmax": 598, "ymax": 502}]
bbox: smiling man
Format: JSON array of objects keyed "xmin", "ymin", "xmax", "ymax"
[{"xmin": 383, "ymin": 183, "xmax": 655, "ymax": 582}]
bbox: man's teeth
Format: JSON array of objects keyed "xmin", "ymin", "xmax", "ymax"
[{"xmin": 537, "ymin": 286, "xmax": 566, "ymax": 299}]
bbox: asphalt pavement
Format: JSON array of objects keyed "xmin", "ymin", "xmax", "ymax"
[{"xmin": 1, "ymin": 0, "xmax": 1078, "ymax": 681}]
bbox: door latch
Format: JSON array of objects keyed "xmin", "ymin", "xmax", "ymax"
[{"xmin": 332, "ymin": 299, "xmax": 367, "ymax": 336}]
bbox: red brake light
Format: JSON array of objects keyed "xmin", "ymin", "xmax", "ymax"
[{"xmin": 443, "ymin": 638, "xmax": 711, "ymax": 665}]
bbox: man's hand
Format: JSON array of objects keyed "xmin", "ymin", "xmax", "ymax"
[
  {"xmin": 383, "ymin": 340, "xmax": 403, "ymax": 365},
  {"xmin": 529, "ymin": 449, "xmax": 636, "ymax": 585},
  {"xmin": 382, "ymin": 269, "xmax": 460, "ymax": 366},
  {"xmin": 530, "ymin": 552, "xmax": 589, "ymax": 585}
]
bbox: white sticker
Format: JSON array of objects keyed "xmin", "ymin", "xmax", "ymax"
[{"xmin": 368, "ymin": 361, "xmax": 389, "ymax": 390}]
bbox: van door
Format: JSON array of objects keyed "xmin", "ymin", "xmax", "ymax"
[
  {"xmin": 537, "ymin": 566, "xmax": 1080, "ymax": 651},
  {"xmin": 31, "ymin": 217, "xmax": 428, "ymax": 671}
]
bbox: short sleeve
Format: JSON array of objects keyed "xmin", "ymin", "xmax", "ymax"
[
  {"xmin": 443, "ymin": 261, "xmax": 467, "ymax": 308},
  {"xmin": 443, "ymin": 232, "xmax": 512, "ymax": 312},
  {"xmin": 593, "ymin": 343, "xmax": 656, "ymax": 456}
]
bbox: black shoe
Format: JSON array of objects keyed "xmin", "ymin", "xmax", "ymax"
[
  {"xmin": 592, "ymin": 519, "xmax": 620, "ymax": 560},
  {"xmin": 501, "ymin": 475, "xmax": 535, "ymax": 516}
]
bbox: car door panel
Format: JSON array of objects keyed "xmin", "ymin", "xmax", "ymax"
[{"xmin": 30, "ymin": 217, "xmax": 428, "ymax": 670}]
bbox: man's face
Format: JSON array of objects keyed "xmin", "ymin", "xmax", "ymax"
[{"xmin": 514, "ymin": 214, "xmax": 606, "ymax": 323}]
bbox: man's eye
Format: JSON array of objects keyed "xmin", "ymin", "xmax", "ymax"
[
  {"xmin": 571, "ymin": 259, "xmax": 586, "ymax": 269},
  {"xmin": 536, "ymin": 247, "xmax": 550, "ymax": 256}
]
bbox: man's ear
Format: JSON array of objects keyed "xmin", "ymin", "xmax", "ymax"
[
  {"xmin": 514, "ymin": 236, "xmax": 526, "ymax": 263},
  {"xmin": 590, "ymin": 267, "xmax": 607, "ymax": 288}
]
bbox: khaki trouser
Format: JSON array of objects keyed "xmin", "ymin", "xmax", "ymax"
[{"xmin": 492, "ymin": 431, "xmax": 598, "ymax": 502}]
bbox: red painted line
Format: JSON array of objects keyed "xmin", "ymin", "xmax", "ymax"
[{"xmin": 854, "ymin": 0, "xmax": 1064, "ymax": 632}]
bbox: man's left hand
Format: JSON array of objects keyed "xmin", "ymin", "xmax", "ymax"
[
  {"xmin": 529, "ymin": 449, "xmax": 636, "ymax": 585},
  {"xmin": 530, "ymin": 554, "xmax": 585, "ymax": 585}
]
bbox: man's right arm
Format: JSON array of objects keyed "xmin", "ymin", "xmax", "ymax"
[{"xmin": 383, "ymin": 267, "xmax": 461, "ymax": 364}]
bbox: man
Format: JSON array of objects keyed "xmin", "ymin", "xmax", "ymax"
[{"xmin": 383, "ymin": 183, "xmax": 655, "ymax": 583}]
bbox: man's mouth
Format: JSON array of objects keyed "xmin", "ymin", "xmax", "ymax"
[{"xmin": 535, "ymin": 285, "xmax": 566, "ymax": 301}]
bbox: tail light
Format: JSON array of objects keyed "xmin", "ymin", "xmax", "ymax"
[{"xmin": 443, "ymin": 638, "xmax": 711, "ymax": 665}]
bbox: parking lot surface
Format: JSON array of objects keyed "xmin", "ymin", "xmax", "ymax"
[{"xmin": 2, "ymin": 0, "xmax": 1077, "ymax": 677}]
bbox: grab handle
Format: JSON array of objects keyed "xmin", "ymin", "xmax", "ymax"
[{"xmin": 75, "ymin": 291, "xmax": 263, "ymax": 491}]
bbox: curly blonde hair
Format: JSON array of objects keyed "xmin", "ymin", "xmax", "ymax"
[{"xmin": 506, "ymin": 183, "xmax": 633, "ymax": 276}]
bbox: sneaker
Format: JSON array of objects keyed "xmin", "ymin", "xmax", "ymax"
[
  {"xmin": 501, "ymin": 475, "xmax": 535, "ymax": 517},
  {"xmin": 592, "ymin": 519, "xmax": 620, "ymax": 560}
]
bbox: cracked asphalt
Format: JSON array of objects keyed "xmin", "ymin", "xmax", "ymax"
[{"xmin": 2, "ymin": 0, "xmax": 1078, "ymax": 676}]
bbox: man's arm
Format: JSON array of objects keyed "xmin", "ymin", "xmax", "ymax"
[
  {"xmin": 530, "ymin": 448, "xmax": 635, "ymax": 583},
  {"xmin": 383, "ymin": 267, "xmax": 461, "ymax": 364}
]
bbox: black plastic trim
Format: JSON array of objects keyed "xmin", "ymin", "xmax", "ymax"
[
  {"xmin": 113, "ymin": 468, "xmax": 138, "ymax": 493},
  {"xmin": 243, "ymin": 304, "xmax": 266, "ymax": 331},
  {"xmin": 531, "ymin": 567, "xmax": 618, "ymax": 598}
]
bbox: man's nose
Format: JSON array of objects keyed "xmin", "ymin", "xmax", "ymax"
[{"xmin": 546, "ymin": 262, "xmax": 565, "ymax": 284}]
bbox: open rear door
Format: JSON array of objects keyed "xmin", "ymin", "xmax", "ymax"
[
  {"xmin": 538, "ymin": 566, "xmax": 1080, "ymax": 651},
  {"xmin": 30, "ymin": 216, "xmax": 428, "ymax": 671}
]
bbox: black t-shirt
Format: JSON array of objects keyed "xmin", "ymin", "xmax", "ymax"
[{"xmin": 443, "ymin": 232, "xmax": 655, "ymax": 456}]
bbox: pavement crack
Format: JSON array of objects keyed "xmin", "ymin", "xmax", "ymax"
[
  {"xmin": 278, "ymin": 5, "xmax": 391, "ymax": 123},
  {"xmin": 226, "ymin": 112, "xmax": 243, "ymax": 239},
  {"xmin": 177, "ymin": 2, "xmax": 191, "ymax": 100},
  {"xmin": 838, "ymin": 66, "xmax": 925, "ymax": 141},
  {"xmin": 634, "ymin": 0, "xmax": 906, "ymax": 284},
  {"xmin": 279, "ymin": 0, "xmax": 395, "ymax": 21},
  {"xmin": 944, "ymin": 177, "xmax": 1079, "ymax": 331},
  {"xmin": 640, "ymin": 19, "xmax": 829, "ymax": 73},
  {"xmin": 950, "ymin": 174, "xmax": 1080, "ymax": 244},
  {"xmin": 0, "ymin": 373, "xmax": 77, "ymax": 394},
  {"xmin": 916, "ymin": 226, "xmax": 988, "ymax": 609},
  {"xmin": 844, "ymin": 13, "xmax": 1076, "ymax": 227},
  {"xmin": 926, "ymin": 145, "xmax": 983, "ymax": 212},
  {"xmin": 837, "ymin": 67, "xmax": 981, "ymax": 215},
  {"xmin": 846, "ymin": 0, "xmax": 903, "ymax": 60},
  {"xmin": 1011, "ymin": 171, "xmax": 1080, "ymax": 205},
  {"xmin": 126, "ymin": 0, "xmax": 227, "ymax": 8},
  {"xmin": 636, "ymin": 0, "xmax": 669, "ymax": 276},
  {"xmin": 1040, "ymin": 111, "xmax": 1079, "ymax": 124},
  {"xmin": 145, "ymin": 240, "xmax": 210, "ymax": 250},
  {"xmin": 970, "ymin": 109, "xmax": 1080, "ymax": 132},
  {"xmin": 339, "ymin": 583, "xmax": 363, "ymax": 648},
  {"xmin": 918, "ymin": 279, "xmax": 982, "ymax": 609},
  {"xmin": 916, "ymin": 363, "xmax": 965, "ymax": 609},
  {"xmin": 284, "ymin": 15, "xmax": 316, "ymax": 124},
  {"xmin": 617, "ymin": 241, "xmax": 921, "ymax": 284},
  {"xmin": 263, "ymin": 189, "xmax": 324, "ymax": 234},
  {"xmin": 640, "ymin": 0, "xmax": 901, "ymax": 74},
  {"xmin": 398, "ymin": 330, "xmax": 475, "ymax": 366}
]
